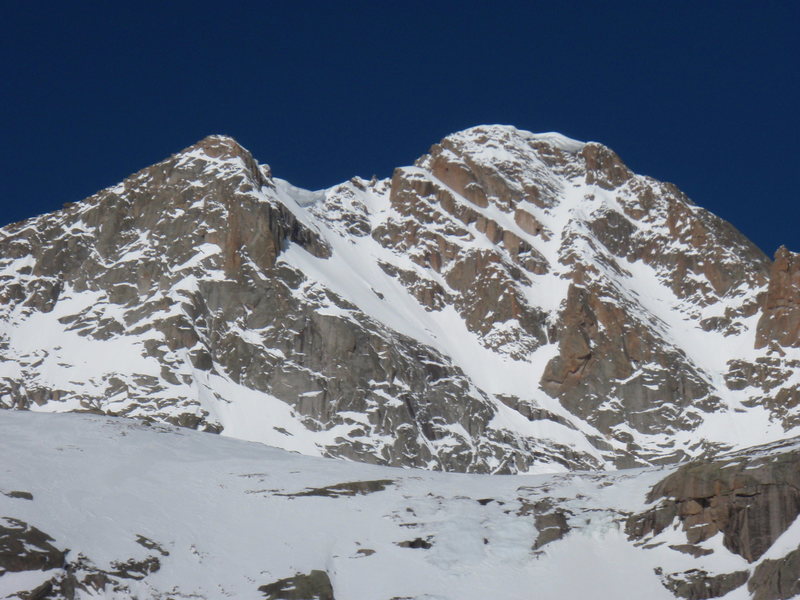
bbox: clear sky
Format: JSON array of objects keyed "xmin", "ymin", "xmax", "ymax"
[{"xmin": 3, "ymin": 1, "xmax": 798, "ymax": 255}]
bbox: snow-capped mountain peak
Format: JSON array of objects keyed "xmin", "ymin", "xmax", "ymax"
[{"xmin": 0, "ymin": 126, "xmax": 798, "ymax": 475}]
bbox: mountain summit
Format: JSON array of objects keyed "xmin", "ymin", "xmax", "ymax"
[{"xmin": 0, "ymin": 125, "xmax": 798, "ymax": 473}]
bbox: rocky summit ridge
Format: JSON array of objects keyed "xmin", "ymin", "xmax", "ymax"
[{"xmin": 0, "ymin": 125, "xmax": 798, "ymax": 474}]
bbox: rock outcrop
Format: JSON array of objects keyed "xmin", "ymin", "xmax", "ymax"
[
  {"xmin": 628, "ymin": 438, "xmax": 800, "ymax": 598},
  {"xmin": 0, "ymin": 516, "xmax": 169, "ymax": 599},
  {"xmin": 658, "ymin": 568, "xmax": 749, "ymax": 600},
  {"xmin": 757, "ymin": 246, "xmax": 800, "ymax": 349},
  {"xmin": 748, "ymin": 546, "xmax": 800, "ymax": 600},
  {"xmin": 0, "ymin": 517, "xmax": 66, "ymax": 576},
  {"xmin": 628, "ymin": 440, "xmax": 800, "ymax": 562},
  {"xmin": 259, "ymin": 570, "xmax": 335, "ymax": 600}
]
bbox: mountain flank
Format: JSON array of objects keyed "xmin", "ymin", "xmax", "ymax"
[
  {"xmin": 0, "ymin": 126, "xmax": 797, "ymax": 473},
  {"xmin": 0, "ymin": 126, "xmax": 799, "ymax": 599}
]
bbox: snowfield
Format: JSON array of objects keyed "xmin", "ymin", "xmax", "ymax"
[{"xmin": 1, "ymin": 411, "xmax": 796, "ymax": 599}]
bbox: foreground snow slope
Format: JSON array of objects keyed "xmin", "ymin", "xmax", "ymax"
[{"xmin": 1, "ymin": 411, "xmax": 798, "ymax": 599}]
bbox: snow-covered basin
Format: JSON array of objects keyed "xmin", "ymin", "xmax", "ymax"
[{"xmin": 0, "ymin": 411, "xmax": 766, "ymax": 600}]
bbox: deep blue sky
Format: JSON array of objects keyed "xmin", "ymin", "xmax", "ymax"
[{"xmin": 3, "ymin": 2, "xmax": 798, "ymax": 255}]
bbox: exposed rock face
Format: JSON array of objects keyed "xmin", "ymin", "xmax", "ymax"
[
  {"xmin": 748, "ymin": 546, "xmax": 800, "ymax": 600},
  {"xmin": 658, "ymin": 568, "xmax": 749, "ymax": 600},
  {"xmin": 757, "ymin": 246, "xmax": 800, "ymax": 349},
  {"xmin": 0, "ymin": 125, "xmax": 798, "ymax": 473},
  {"xmin": 0, "ymin": 517, "xmax": 65, "ymax": 575},
  {"xmin": 628, "ymin": 440, "xmax": 800, "ymax": 562},
  {"xmin": 0, "ymin": 516, "xmax": 167, "ymax": 599},
  {"xmin": 628, "ymin": 438, "xmax": 800, "ymax": 599},
  {"xmin": 532, "ymin": 508, "xmax": 571, "ymax": 550},
  {"xmin": 259, "ymin": 570, "xmax": 335, "ymax": 600}
]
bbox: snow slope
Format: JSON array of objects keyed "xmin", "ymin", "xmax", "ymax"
[{"xmin": 3, "ymin": 411, "xmax": 796, "ymax": 600}]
